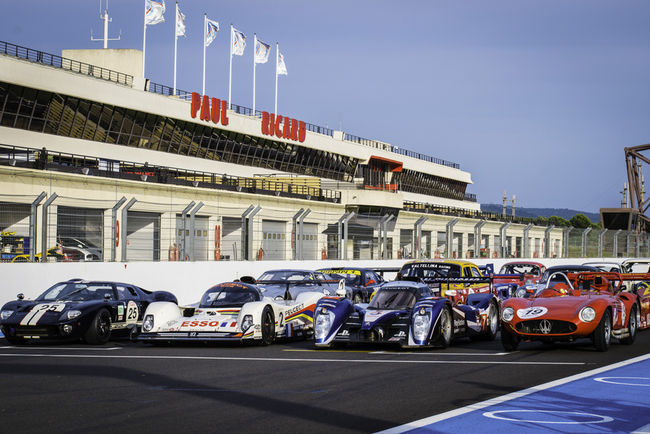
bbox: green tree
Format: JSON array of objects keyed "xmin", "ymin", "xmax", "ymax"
[
  {"xmin": 569, "ymin": 213, "xmax": 592, "ymax": 228},
  {"xmin": 548, "ymin": 215, "xmax": 570, "ymax": 227}
]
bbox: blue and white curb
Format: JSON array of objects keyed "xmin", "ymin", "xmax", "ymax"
[{"xmin": 379, "ymin": 353, "xmax": 650, "ymax": 433}]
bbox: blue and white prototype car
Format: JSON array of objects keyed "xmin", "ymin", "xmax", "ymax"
[{"xmin": 314, "ymin": 281, "xmax": 456, "ymax": 348}]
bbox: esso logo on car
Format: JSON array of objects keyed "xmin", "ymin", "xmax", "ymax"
[{"xmin": 517, "ymin": 306, "xmax": 548, "ymax": 319}]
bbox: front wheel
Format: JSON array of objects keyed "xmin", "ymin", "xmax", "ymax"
[
  {"xmin": 84, "ymin": 309, "xmax": 111, "ymax": 345},
  {"xmin": 260, "ymin": 306, "xmax": 275, "ymax": 346},
  {"xmin": 3, "ymin": 332, "xmax": 25, "ymax": 345},
  {"xmin": 434, "ymin": 308, "xmax": 453, "ymax": 348},
  {"xmin": 483, "ymin": 301, "xmax": 499, "ymax": 341},
  {"xmin": 501, "ymin": 327, "xmax": 520, "ymax": 351},
  {"xmin": 592, "ymin": 310, "xmax": 612, "ymax": 352},
  {"xmin": 621, "ymin": 304, "xmax": 639, "ymax": 345}
]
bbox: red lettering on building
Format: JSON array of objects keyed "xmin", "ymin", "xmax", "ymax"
[
  {"xmin": 262, "ymin": 112, "xmax": 270, "ymax": 135},
  {"xmin": 210, "ymin": 98, "xmax": 220, "ymax": 124},
  {"xmin": 189, "ymin": 92, "xmax": 230, "ymax": 127},
  {"xmin": 259, "ymin": 111, "xmax": 306, "ymax": 143},
  {"xmin": 191, "ymin": 93, "xmax": 201, "ymax": 118},
  {"xmin": 275, "ymin": 115, "xmax": 283, "ymax": 139}
]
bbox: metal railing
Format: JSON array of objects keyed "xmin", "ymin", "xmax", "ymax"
[
  {"xmin": 0, "ymin": 145, "xmax": 341, "ymax": 203},
  {"xmin": 0, "ymin": 40, "xmax": 133, "ymax": 86},
  {"xmin": 403, "ymin": 200, "xmax": 551, "ymax": 226},
  {"xmin": 147, "ymin": 82, "xmax": 193, "ymax": 101}
]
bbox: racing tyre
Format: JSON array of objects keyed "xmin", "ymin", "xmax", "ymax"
[
  {"xmin": 353, "ymin": 293, "xmax": 363, "ymax": 304},
  {"xmin": 592, "ymin": 310, "xmax": 612, "ymax": 352},
  {"xmin": 434, "ymin": 307, "xmax": 453, "ymax": 348},
  {"xmin": 483, "ymin": 301, "xmax": 499, "ymax": 341},
  {"xmin": 260, "ymin": 306, "xmax": 275, "ymax": 346},
  {"xmin": 621, "ymin": 304, "xmax": 639, "ymax": 345},
  {"xmin": 3, "ymin": 334, "xmax": 25, "ymax": 345},
  {"xmin": 84, "ymin": 309, "xmax": 111, "ymax": 345},
  {"xmin": 501, "ymin": 327, "xmax": 520, "ymax": 351}
]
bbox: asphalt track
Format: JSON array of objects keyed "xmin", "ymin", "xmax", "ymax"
[{"xmin": 1, "ymin": 331, "xmax": 649, "ymax": 433}]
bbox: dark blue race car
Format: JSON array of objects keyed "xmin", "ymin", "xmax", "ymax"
[{"xmin": 0, "ymin": 279, "xmax": 177, "ymax": 344}]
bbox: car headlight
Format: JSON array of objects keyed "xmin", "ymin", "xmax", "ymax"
[
  {"xmin": 142, "ymin": 314, "xmax": 154, "ymax": 332},
  {"xmin": 61, "ymin": 310, "xmax": 82, "ymax": 321},
  {"xmin": 314, "ymin": 308, "xmax": 334, "ymax": 340},
  {"xmin": 515, "ymin": 288, "xmax": 526, "ymax": 298},
  {"xmin": 0, "ymin": 310, "xmax": 14, "ymax": 321},
  {"xmin": 579, "ymin": 306, "xmax": 596, "ymax": 323},
  {"xmin": 241, "ymin": 315, "xmax": 253, "ymax": 331},
  {"xmin": 412, "ymin": 308, "xmax": 432, "ymax": 341},
  {"xmin": 502, "ymin": 307, "xmax": 515, "ymax": 322}
]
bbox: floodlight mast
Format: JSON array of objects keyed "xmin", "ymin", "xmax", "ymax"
[
  {"xmin": 91, "ymin": 0, "xmax": 121, "ymax": 49},
  {"xmin": 624, "ymin": 143, "xmax": 650, "ymax": 232}
]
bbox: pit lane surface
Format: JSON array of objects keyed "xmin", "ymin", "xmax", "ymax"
[{"xmin": 1, "ymin": 332, "xmax": 649, "ymax": 433}]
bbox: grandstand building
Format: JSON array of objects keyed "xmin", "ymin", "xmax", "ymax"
[{"xmin": 0, "ymin": 42, "xmax": 565, "ymax": 262}]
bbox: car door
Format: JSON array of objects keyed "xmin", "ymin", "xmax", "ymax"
[{"xmin": 115, "ymin": 284, "xmax": 145, "ymax": 328}]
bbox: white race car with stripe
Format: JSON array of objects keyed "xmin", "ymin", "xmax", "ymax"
[{"xmin": 138, "ymin": 281, "xmax": 325, "ymax": 344}]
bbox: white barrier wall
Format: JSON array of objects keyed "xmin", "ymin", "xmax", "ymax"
[{"xmin": 0, "ymin": 258, "xmax": 639, "ymax": 307}]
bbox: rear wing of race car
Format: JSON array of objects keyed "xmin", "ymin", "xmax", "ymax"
[
  {"xmin": 565, "ymin": 272, "xmax": 650, "ymax": 293},
  {"xmin": 240, "ymin": 276, "xmax": 344, "ymax": 300}
]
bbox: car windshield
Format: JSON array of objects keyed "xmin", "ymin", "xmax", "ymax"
[
  {"xmin": 36, "ymin": 282, "xmax": 115, "ymax": 301},
  {"xmin": 401, "ymin": 263, "xmax": 461, "ymax": 279},
  {"xmin": 200, "ymin": 284, "xmax": 260, "ymax": 307},
  {"xmin": 368, "ymin": 288, "xmax": 417, "ymax": 310},
  {"xmin": 500, "ymin": 264, "xmax": 541, "ymax": 275},
  {"xmin": 321, "ymin": 270, "xmax": 361, "ymax": 286},
  {"xmin": 258, "ymin": 271, "xmax": 311, "ymax": 281},
  {"xmin": 539, "ymin": 268, "xmax": 594, "ymax": 284}
]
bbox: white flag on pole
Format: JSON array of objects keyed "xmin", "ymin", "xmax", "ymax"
[
  {"xmin": 205, "ymin": 19, "xmax": 219, "ymax": 47},
  {"xmin": 231, "ymin": 27, "xmax": 246, "ymax": 56},
  {"xmin": 176, "ymin": 5, "xmax": 186, "ymax": 37},
  {"xmin": 145, "ymin": 0, "xmax": 166, "ymax": 25},
  {"xmin": 277, "ymin": 52, "xmax": 288, "ymax": 75},
  {"xmin": 255, "ymin": 39, "xmax": 270, "ymax": 64}
]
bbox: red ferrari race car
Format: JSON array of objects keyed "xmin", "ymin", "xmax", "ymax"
[
  {"xmin": 492, "ymin": 261, "xmax": 546, "ymax": 286},
  {"xmin": 500, "ymin": 271, "xmax": 640, "ymax": 352}
]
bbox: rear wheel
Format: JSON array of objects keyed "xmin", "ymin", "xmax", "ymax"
[
  {"xmin": 592, "ymin": 310, "xmax": 612, "ymax": 352},
  {"xmin": 434, "ymin": 308, "xmax": 453, "ymax": 348},
  {"xmin": 501, "ymin": 327, "xmax": 520, "ymax": 351},
  {"xmin": 260, "ymin": 306, "xmax": 275, "ymax": 346},
  {"xmin": 621, "ymin": 304, "xmax": 639, "ymax": 345},
  {"xmin": 84, "ymin": 309, "xmax": 111, "ymax": 345}
]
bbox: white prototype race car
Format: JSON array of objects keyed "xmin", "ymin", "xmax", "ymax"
[{"xmin": 138, "ymin": 281, "xmax": 328, "ymax": 344}]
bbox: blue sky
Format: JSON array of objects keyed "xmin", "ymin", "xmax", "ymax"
[{"xmin": 2, "ymin": 0, "xmax": 649, "ymax": 212}]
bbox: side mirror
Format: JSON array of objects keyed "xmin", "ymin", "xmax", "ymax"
[
  {"xmin": 336, "ymin": 288, "xmax": 346, "ymax": 297},
  {"xmin": 17, "ymin": 293, "xmax": 24, "ymax": 300},
  {"xmin": 104, "ymin": 294, "xmax": 112, "ymax": 301}
]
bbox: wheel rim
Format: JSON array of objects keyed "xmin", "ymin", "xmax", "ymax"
[
  {"xmin": 630, "ymin": 307, "xmax": 638, "ymax": 336},
  {"xmin": 604, "ymin": 314, "xmax": 611, "ymax": 345},
  {"xmin": 97, "ymin": 313, "xmax": 110, "ymax": 338},
  {"xmin": 488, "ymin": 304, "xmax": 498, "ymax": 335},
  {"xmin": 441, "ymin": 310, "xmax": 452, "ymax": 342}
]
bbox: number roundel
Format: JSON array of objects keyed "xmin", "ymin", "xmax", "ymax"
[
  {"xmin": 125, "ymin": 300, "xmax": 139, "ymax": 323},
  {"xmin": 517, "ymin": 306, "xmax": 548, "ymax": 319}
]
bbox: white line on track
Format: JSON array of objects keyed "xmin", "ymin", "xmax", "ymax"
[
  {"xmin": 0, "ymin": 353, "xmax": 585, "ymax": 365},
  {"xmin": 376, "ymin": 353, "xmax": 650, "ymax": 434},
  {"xmin": 283, "ymin": 349, "xmax": 511, "ymax": 356},
  {"xmin": 0, "ymin": 346, "xmax": 122, "ymax": 351}
]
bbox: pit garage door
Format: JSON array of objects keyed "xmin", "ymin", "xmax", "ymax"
[
  {"xmin": 176, "ymin": 215, "xmax": 209, "ymax": 261},
  {"xmin": 262, "ymin": 220, "xmax": 286, "ymax": 260},
  {"xmin": 0, "ymin": 202, "xmax": 30, "ymax": 261},
  {"xmin": 127, "ymin": 211, "xmax": 160, "ymax": 261},
  {"xmin": 301, "ymin": 222, "xmax": 318, "ymax": 260},
  {"xmin": 57, "ymin": 206, "xmax": 104, "ymax": 260},
  {"xmin": 221, "ymin": 217, "xmax": 241, "ymax": 260}
]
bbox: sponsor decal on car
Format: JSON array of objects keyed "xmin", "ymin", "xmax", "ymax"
[{"xmin": 517, "ymin": 306, "xmax": 548, "ymax": 319}]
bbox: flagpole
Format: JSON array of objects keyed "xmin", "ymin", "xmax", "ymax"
[
  {"xmin": 173, "ymin": 2, "xmax": 178, "ymax": 95},
  {"xmin": 202, "ymin": 14, "xmax": 207, "ymax": 95},
  {"xmin": 274, "ymin": 42, "xmax": 279, "ymax": 115},
  {"xmin": 142, "ymin": 0, "xmax": 147, "ymax": 78},
  {"xmin": 228, "ymin": 24, "xmax": 233, "ymax": 109},
  {"xmin": 253, "ymin": 33, "xmax": 257, "ymax": 115}
]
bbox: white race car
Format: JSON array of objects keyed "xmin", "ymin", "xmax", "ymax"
[{"xmin": 138, "ymin": 281, "xmax": 327, "ymax": 344}]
